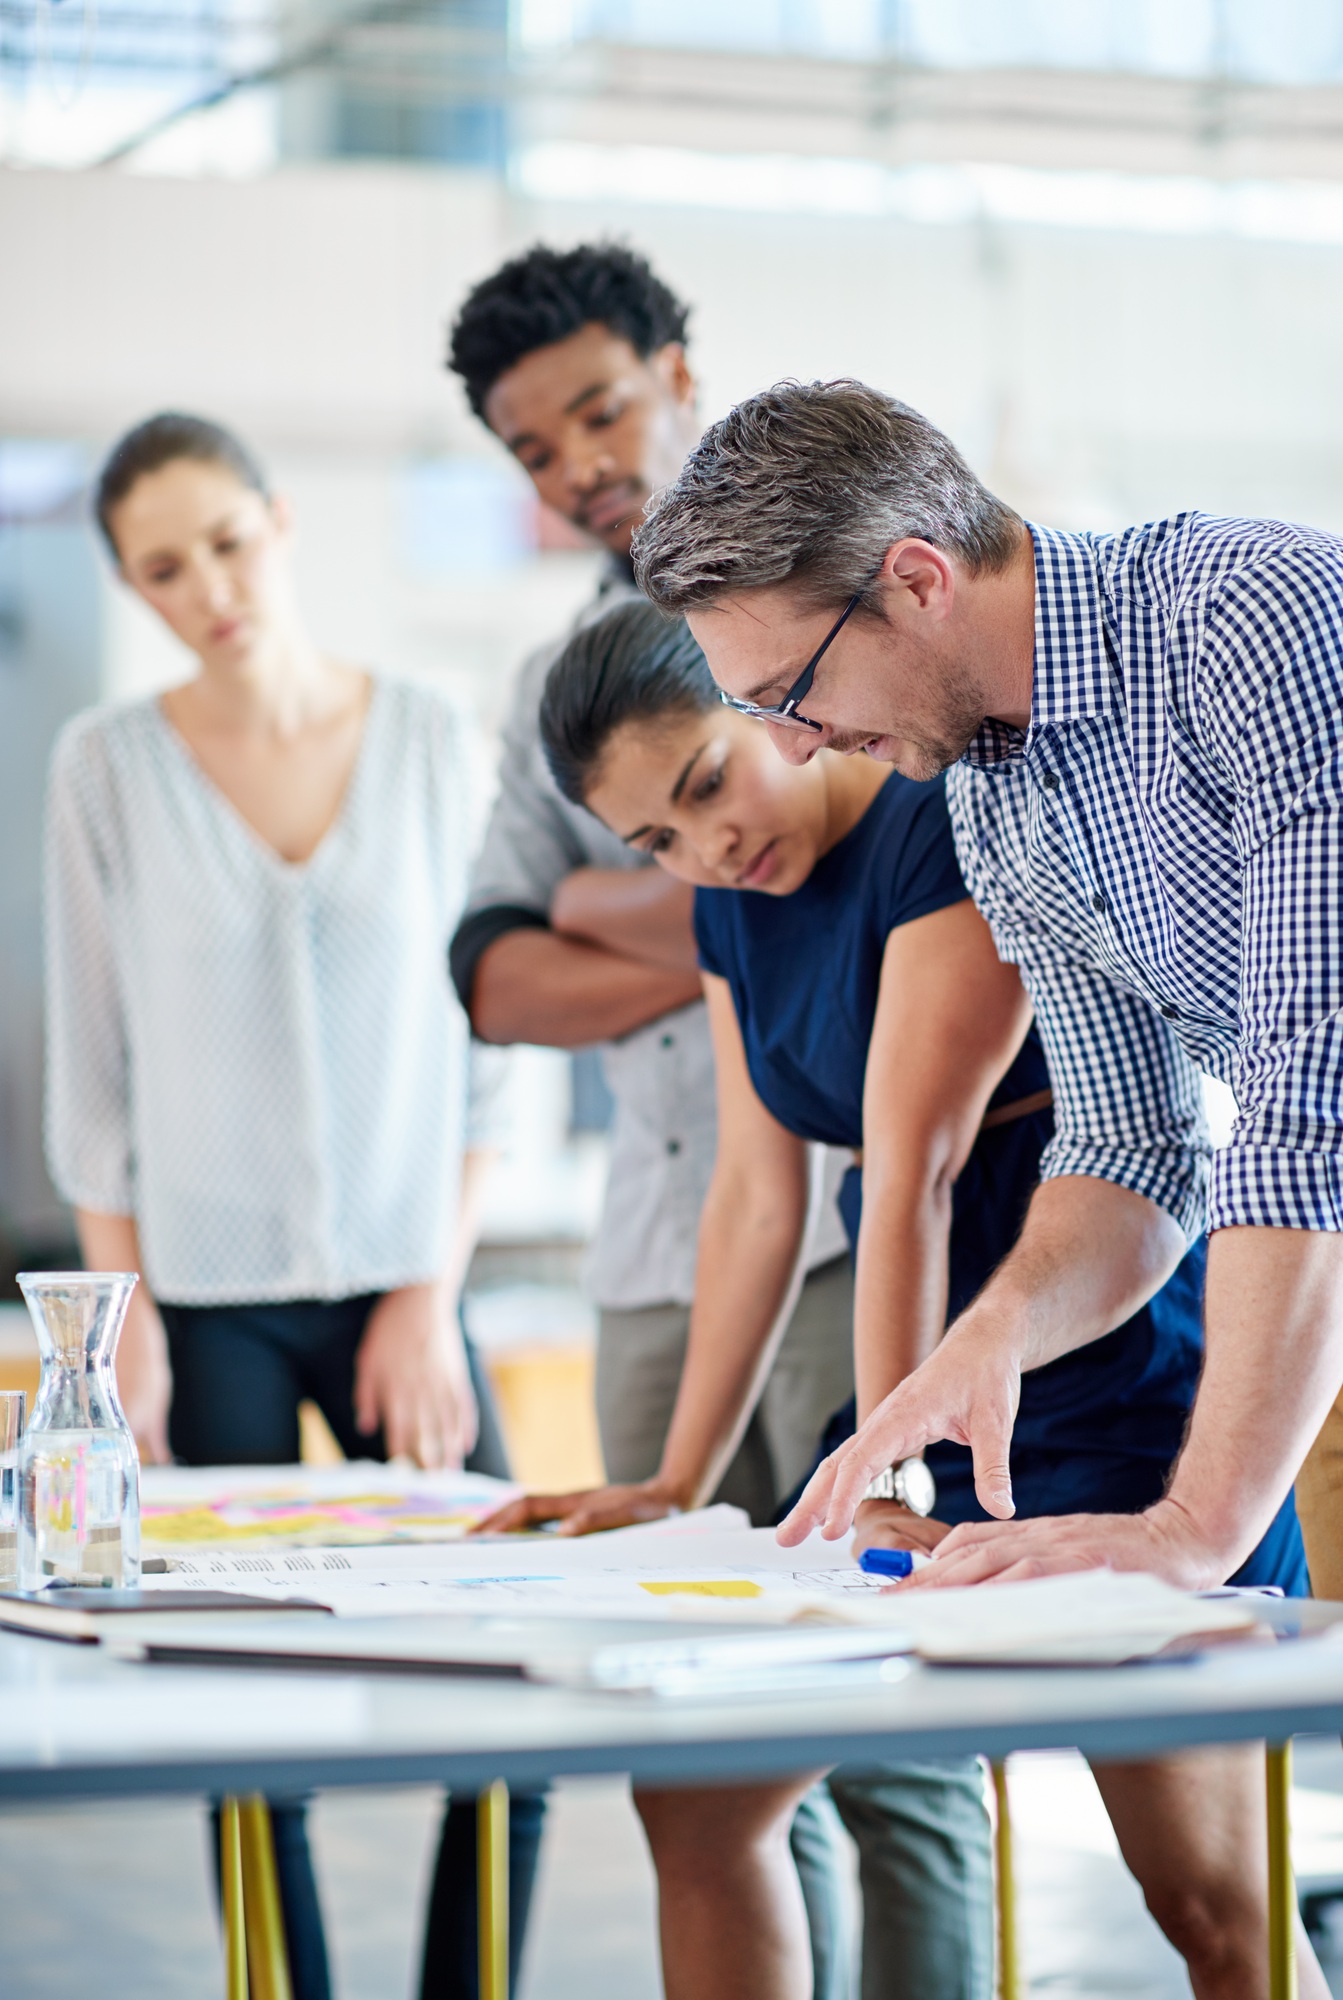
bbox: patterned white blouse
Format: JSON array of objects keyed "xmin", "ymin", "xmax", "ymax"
[{"xmin": 44, "ymin": 677, "xmax": 479, "ymax": 1306}]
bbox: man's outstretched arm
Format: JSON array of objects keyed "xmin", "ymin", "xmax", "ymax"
[
  {"xmin": 779, "ymin": 1173, "xmax": 1186, "ymax": 1539},
  {"xmin": 782, "ymin": 1186, "xmax": 1343, "ymax": 1587},
  {"xmin": 898, "ymin": 1224, "xmax": 1343, "ymax": 1589}
]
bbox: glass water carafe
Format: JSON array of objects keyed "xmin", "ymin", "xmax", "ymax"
[{"xmin": 17, "ymin": 1272, "xmax": 141, "ymax": 1590}]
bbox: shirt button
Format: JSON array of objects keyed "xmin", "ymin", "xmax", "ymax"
[
  {"xmin": 666, "ymin": 1139, "xmax": 682, "ymax": 1156},
  {"xmin": 1092, "ymin": 891, "xmax": 1109, "ymax": 915},
  {"xmin": 661, "ymin": 1033, "xmax": 675, "ymax": 1048},
  {"xmin": 1161, "ymin": 1003, "xmax": 1181, "ymax": 1021},
  {"xmin": 1041, "ymin": 771, "xmax": 1060, "ymax": 792}
]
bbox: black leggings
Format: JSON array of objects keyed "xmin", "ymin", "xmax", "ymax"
[{"xmin": 160, "ymin": 1293, "xmax": 545, "ymax": 2000}]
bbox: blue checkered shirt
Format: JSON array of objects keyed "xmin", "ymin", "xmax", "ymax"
[{"xmin": 946, "ymin": 512, "xmax": 1343, "ymax": 1240}]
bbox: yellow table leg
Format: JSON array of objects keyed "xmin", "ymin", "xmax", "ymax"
[
  {"xmin": 992, "ymin": 1760, "xmax": 1021, "ymax": 2000},
  {"xmin": 239, "ymin": 1797, "xmax": 294, "ymax": 2000},
  {"xmin": 1267, "ymin": 1743, "xmax": 1298, "ymax": 2000},
  {"xmin": 221, "ymin": 1797, "xmax": 249, "ymax": 2000},
  {"xmin": 478, "ymin": 1780, "xmax": 510, "ymax": 2000}
]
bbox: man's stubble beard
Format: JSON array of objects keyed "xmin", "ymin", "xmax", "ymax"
[
  {"xmin": 825, "ymin": 637, "xmax": 990, "ymax": 778},
  {"xmin": 828, "ymin": 674, "xmax": 988, "ymax": 779}
]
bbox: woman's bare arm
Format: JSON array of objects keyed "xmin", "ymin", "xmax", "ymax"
[
  {"xmin": 852, "ymin": 900, "xmax": 1034, "ymax": 1422},
  {"xmin": 785, "ymin": 898, "xmax": 1034, "ymax": 1555},
  {"xmin": 657, "ymin": 974, "xmax": 811, "ymax": 1506},
  {"xmin": 784, "ymin": 901, "xmax": 1190, "ymax": 1547},
  {"xmin": 477, "ymin": 973, "xmax": 809, "ymax": 1532},
  {"xmin": 74, "ymin": 1207, "xmax": 172, "ymax": 1464}
]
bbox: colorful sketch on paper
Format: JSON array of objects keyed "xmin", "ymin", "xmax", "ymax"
[{"xmin": 141, "ymin": 1486, "xmax": 511, "ymax": 1550}]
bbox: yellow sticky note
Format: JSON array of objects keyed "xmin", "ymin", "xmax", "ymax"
[{"xmin": 638, "ymin": 1579, "xmax": 764, "ymax": 1599}]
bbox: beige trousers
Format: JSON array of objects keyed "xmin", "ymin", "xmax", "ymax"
[{"xmin": 596, "ymin": 1254, "xmax": 856, "ymax": 1526}]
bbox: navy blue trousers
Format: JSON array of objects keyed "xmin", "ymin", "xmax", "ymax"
[{"xmin": 160, "ymin": 1293, "xmax": 546, "ymax": 2000}]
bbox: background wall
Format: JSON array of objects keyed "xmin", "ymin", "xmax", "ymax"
[
  {"xmin": 8, "ymin": 160, "xmax": 1343, "ymax": 525},
  {"xmin": 6, "ymin": 15, "xmax": 1343, "ymax": 1250}
]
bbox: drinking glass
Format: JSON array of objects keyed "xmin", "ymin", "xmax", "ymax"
[
  {"xmin": 0, "ymin": 1390, "xmax": 25, "ymax": 1589},
  {"xmin": 17, "ymin": 1273, "xmax": 140, "ymax": 1590}
]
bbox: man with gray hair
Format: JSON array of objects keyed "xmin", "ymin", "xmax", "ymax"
[{"xmin": 633, "ymin": 377, "xmax": 1343, "ymax": 1610}]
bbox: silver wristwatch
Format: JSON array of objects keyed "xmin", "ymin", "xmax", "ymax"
[{"xmin": 863, "ymin": 1458, "xmax": 936, "ymax": 1516}]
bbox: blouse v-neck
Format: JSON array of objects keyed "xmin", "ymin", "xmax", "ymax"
[
  {"xmin": 45, "ymin": 671, "xmax": 476, "ymax": 1305},
  {"xmin": 151, "ymin": 674, "xmax": 383, "ymax": 877}
]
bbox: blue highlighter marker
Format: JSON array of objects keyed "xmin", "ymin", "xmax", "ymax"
[{"xmin": 859, "ymin": 1547, "xmax": 922, "ymax": 1580}]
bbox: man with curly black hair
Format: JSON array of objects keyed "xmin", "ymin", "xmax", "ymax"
[
  {"xmin": 448, "ymin": 241, "xmax": 695, "ymax": 559},
  {"xmin": 449, "ymin": 240, "xmax": 691, "ymax": 423},
  {"xmin": 445, "ymin": 243, "xmax": 995, "ymax": 2000}
]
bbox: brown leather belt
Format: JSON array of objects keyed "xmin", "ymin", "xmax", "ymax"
[
  {"xmin": 851, "ymin": 1087, "xmax": 1052, "ymax": 1168},
  {"xmin": 980, "ymin": 1086, "xmax": 1054, "ymax": 1130}
]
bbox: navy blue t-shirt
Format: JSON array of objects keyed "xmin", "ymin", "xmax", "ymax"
[
  {"xmin": 695, "ymin": 771, "xmax": 1049, "ymax": 1146},
  {"xmin": 693, "ymin": 770, "xmax": 1306, "ymax": 1589}
]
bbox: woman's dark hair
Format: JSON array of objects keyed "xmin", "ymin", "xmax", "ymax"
[
  {"xmin": 449, "ymin": 242, "xmax": 691, "ymax": 420},
  {"xmin": 95, "ymin": 412, "xmax": 270, "ymax": 559},
  {"xmin": 540, "ymin": 599, "xmax": 717, "ymax": 807}
]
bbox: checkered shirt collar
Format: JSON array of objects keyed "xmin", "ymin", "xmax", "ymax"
[{"xmin": 963, "ymin": 524, "xmax": 1119, "ymax": 769}]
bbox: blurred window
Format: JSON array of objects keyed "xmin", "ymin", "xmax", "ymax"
[
  {"xmin": 397, "ymin": 459, "xmax": 536, "ymax": 581},
  {"xmin": 521, "ymin": 0, "xmax": 1343, "ymax": 82}
]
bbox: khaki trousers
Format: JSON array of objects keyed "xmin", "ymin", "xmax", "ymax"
[
  {"xmin": 596, "ymin": 1253, "xmax": 856, "ymax": 1525},
  {"xmin": 1297, "ymin": 1386, "xmax": 1343, "ymax": 1600}
]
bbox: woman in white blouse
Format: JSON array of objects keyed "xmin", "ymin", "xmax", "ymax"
[{"xmin": 44, "ymin": 412, "xmax": 538, "ymax": 2000}]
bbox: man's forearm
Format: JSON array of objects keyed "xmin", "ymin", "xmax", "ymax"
[
  {"xmin": 781, "ymin": 1174, "xmax": 1187, "ymax": 1540},
  {"xmin": 968, "ymin": 1174, "xmax": 1189, "ymax": 1373},
  {"xmin": 550, "ymin": 868, "xmax": 699, "ymax": 974},
  {"xmin": 1163, "ymin": 1225, "xmax": 1343, "ymax": 1577},
  {"xmin": 470, "ymin": 930, "xmax": 702, "ymax": 1047}
]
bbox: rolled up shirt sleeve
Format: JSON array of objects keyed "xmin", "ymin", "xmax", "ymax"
[
  {"xmin": 449, "ymin": 647, "xmax": 591, "ymax": 1013},
  {"xmin": 1207, "ymin": 547, "xmax": 1343, "ymax": 1229},
  {"xmin": 1217, "ymin": 785, "xmax": 1343, "ymax": 1228},
  {"xmin": 43, "ymin": 722, "xmax": 135, "ymax": 1215},
  {"xmin": 951, "ymin": 770, "xmax": 1210, "ymax": 1242},
  {"xmin": 1017, "ymin": 957, "xmax": 1211, "ymax": 1241},
  {"xmin": 450, "ymin": 632, "xmax": 649, "ymax": 1015}
]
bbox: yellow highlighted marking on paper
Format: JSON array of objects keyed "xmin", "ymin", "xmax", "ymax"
[
  {"xmin": 142, "ymin": 1507, "xmax": 477, "ymax": 1546},
  {"xmin": 638, "ymin": 1580, "xmax": 765, "ymax": 1599}
]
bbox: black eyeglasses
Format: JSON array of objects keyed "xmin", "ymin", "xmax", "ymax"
[{"xmin": 718, "ymin": 590, "xmax": 864, "ymax": 734}]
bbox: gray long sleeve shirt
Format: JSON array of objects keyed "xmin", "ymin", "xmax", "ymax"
[
  {"xmin": 451, "ymin": 583, "xmax": 718, "ymax": 1310},
  {"xmin": 451, "ymin": 587, "xmax": 846, "ymax": 1309}
]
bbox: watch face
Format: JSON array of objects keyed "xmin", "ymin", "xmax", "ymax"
[{"xmin": 898, "ymin": 1458, "xmax": 936, "ymax": 1517}]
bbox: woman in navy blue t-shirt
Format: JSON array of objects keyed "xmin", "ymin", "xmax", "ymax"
[{"xmin": 485, "ymin": 600, "xmax": 1314, "ymax": 2000}]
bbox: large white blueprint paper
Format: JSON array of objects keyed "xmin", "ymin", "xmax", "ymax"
[
  {"xmin": 142, "ymin": 1525, "xmax": 1259, "ymax": 1661},
  {"xmin": 142, "ymin": 1523, "xmax": 878, "ymax": 1623}
]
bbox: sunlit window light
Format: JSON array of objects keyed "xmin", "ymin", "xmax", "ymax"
[{"xmin": 513, "ymin": 141, "xmax": 1343, "ymax": 246}]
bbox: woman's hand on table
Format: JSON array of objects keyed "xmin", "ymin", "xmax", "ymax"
[
  {"xmin": 474, "ymin": 1478, "xmax": 686, "ymax": 1537},
  {"xmin": 851, "ymin": 1497, "xmax": 953, "ymax": 1560},
  {"xmin": 354, "ymin": 1282, "xmax": 478, "ymax": 1469}
]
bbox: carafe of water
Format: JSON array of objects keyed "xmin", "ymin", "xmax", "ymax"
[{"xmin": 17, "ymin": 1272, "xmax": 141, "ymax": 1590}]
